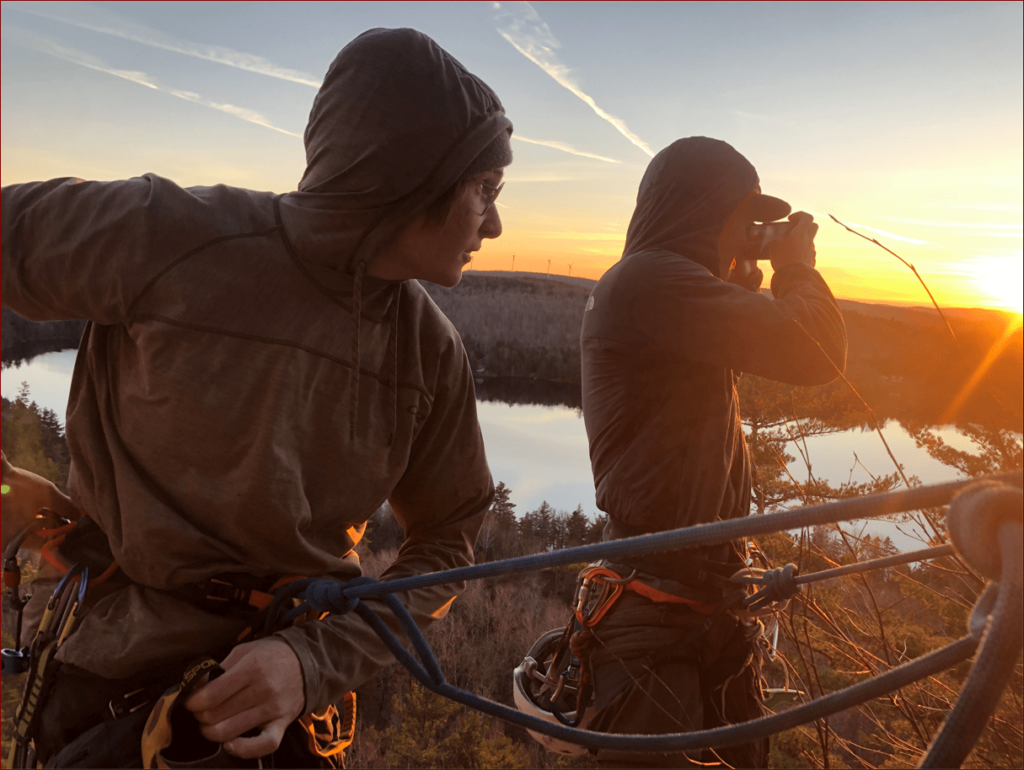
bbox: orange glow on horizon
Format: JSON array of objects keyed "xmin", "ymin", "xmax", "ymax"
[{"xmin": 941, "ymin": 314, "xmax": 1024, "ymax": 424}]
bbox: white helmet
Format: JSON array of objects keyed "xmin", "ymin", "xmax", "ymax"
[{"xmin": 512, "ymin": 629, "xmax": 595, "ymax": 756}]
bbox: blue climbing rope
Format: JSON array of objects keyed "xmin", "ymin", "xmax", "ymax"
[{"xmin": 282, "ymin": 472, "xmax": 1022, "ymax": 766}]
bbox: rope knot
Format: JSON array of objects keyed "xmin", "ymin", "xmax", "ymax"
[
  {"xmin": 303, "ymin": 575, "xmax": 379, "ymax": 615},
  {"xmin": 746, "ymin": 563, "xmax": 801, "ymax": 613}
]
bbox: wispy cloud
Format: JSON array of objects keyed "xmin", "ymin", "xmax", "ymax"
[
  {"xmin": 12, "ymin": 28, "xmax": 301, "ymax": 138},
  {"xmin": 513, "ymin": 135, "xmax": 619, "ymax": 164},
  {"xmin": 839, "ymin": 222, "xmax": 942, "ymax": 247},
  {"xmin": 890, "ymin": 217, "xmax": 1023, "ymax": 231},
  {"xmin": 494, "ymin": 1, "xmax": 654, "ymax": 158},
  {"xmin": 948, "ymin": 203, "xmax": 1024, "ymax": 213},
  {"xmin": 8, "ymin": 1, "xmax": 322, "ymax": 87},
  {"xmin": 810, "ymin": 210, "xmax": 941, "ymax": 247}
]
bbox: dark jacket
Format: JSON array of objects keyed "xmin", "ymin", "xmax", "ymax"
[
  {"xmin": 1, "ymin": 28, "xmax": 509, "ymax": 714},
  {"xmin": 580, "ymin": 138, "xmax": 847, "ymax": 578}
]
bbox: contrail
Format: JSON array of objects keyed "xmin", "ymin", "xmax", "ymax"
[
  {"xmin": 14, "ymin": 29, "xmax": 301, "ymax": 138},
  {"xmin": 494, "ymin": 1, "xmax": 654, "ymax": 158},
  {"xmin": 8, "ymin": 1, "xmax": 322, "ymax": 87},
  {"xmin": 513, "ymin": 135, "xmax": 620, "ymax": 164},
  {"xmin": 843, "ymin": 223, "xmax": 942, "ymax": 248},
  {"xmin": 809, "ymin": 210, "xmax": 942, "ymax": 248}
]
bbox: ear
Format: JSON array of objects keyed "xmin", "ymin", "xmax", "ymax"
[{"xmin": 1, "ymin": 451, "xmax": 11, "ymax": 479}]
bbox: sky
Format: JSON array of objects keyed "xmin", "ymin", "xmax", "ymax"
[{"xmin": 2, "ymin": 1, "xmax": 1022, "ymax": 311}]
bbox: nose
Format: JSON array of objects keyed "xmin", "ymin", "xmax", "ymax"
[{"xmin": 480, "ymin": 205, "xmax": 502, "ymax": 240}]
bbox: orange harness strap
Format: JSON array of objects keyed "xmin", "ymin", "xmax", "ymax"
[
  {"xmin": 574, "ymin": 564, "xmax": 720, "ymax": 629},
  {"xmin": 38, "ymin": 514, "xmax": 121, "ymax": 588}
]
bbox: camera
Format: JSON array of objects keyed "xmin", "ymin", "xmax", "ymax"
[{"xmin": 746, "ymin": 221, "xmax": 795, "ymax": 260}]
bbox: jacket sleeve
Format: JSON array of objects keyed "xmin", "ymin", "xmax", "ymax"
[
  {"xmin": 604, "ymin": 256, "xmax": 847, "ymax": 386},
  {"xmin": 2, "ymin": 176, "xmax": 227, "ymax": 323},
  {"xmin": 276, "ymin": 346, "xmax": 492, "ymax": 714}
]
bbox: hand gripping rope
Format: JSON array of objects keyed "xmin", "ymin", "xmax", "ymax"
[{"xmin": 248, "ymin": 472, "xmax": 1024, "ymax": 767}]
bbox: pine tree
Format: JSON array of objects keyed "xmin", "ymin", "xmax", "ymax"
[
  {"xmin": 565, "ymin": 505, "xmax": 589, "ymax": 547},
  {"xmin": 6, "ymin": 383, "xmax": 60, "ymax": 484},
  {"xmin": 491, "ymin": 481, "xmax": 517, "ymax": 535}
]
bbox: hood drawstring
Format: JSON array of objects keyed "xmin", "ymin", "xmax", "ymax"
[
  {"xmin": 349, "ymin": 260, "xmax": 367, "ymax": 442},
  {"xmin": 348, "ymin": 260, "xmax": 401, "ymax": 446},
  {"xmin": 386, "ymin": 284, "xmax": 402, "ymax": 446}
]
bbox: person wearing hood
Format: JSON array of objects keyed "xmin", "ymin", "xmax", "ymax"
[
  {"xmin": 1, "ymin": 28, "xmax": 510, "ymax": 767},
  {"xmin": 578, "ymin": 137, "xmax": 847, "ymax": 767}
]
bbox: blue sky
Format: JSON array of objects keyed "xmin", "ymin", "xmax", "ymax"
[{"xmin": 2, "ymin": 1, "xmax": 1022, "ymax": 309}]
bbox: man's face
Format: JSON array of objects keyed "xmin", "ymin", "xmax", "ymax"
[{"xmin": 377, "ymin": 169, "xmax": 504, "ymax": 287}]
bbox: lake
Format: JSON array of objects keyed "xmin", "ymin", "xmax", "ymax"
[{"xmin": 1, "ymin": 347, "xmax": 992, "ymax": 550}]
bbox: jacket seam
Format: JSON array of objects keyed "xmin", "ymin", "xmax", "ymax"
[
  {"xmin": 129, "ymin": 312, "xmax": 433, "ymax": 400},
  {"xmin": 125, "ymin": 227, "xmax": 283, "ymax": 317}
]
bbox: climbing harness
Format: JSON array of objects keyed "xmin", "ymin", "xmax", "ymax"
[
  {"xmin": 3, "ymin": 471, "xmax": 1019, "ymax": 767},
  {"xmin": 0, "ymin": 512, "xmax": 355, "ymax": 768},
  {"xmin": 267, "ymin": 471, "xmax": 1021, "ymax": 768}
]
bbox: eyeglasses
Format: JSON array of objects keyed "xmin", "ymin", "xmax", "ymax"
[{"xmin": 476, "ymin": 180, "xmax": 504, "ymax": 214}]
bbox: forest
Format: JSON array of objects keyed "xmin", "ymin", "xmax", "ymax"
[
  {"xmin": 424, "ymin": 273, "xmax": 1022, "ymax": 432},
  {"xmin": 2, "ymin": 272, "xmax": 1022, "ymax": 768}
]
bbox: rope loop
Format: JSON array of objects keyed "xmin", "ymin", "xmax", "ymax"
[
  {"xmin": 946, "ymin": 481, "xmax": 1023, "ymax": 581},
  {"xmin": 745, "ymin": 563, "xmax": 800, "ymax": 614}
]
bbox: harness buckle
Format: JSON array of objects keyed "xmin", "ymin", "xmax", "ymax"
[
  {"xmin": 108, "ymin": 687, "xmax": 154, "ymax": 721},
  {"xmin": 204, "ymin": 577, "xmax": 252, "ymax": 606}
]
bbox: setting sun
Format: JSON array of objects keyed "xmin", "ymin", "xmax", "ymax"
[{"xmin": 973, "ymin": 256, "xmax": 1024, "ymax": 314}]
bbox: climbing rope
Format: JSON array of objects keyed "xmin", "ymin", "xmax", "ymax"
[{"xmin": 268, "ymin": 470, "xmax": 1021, "ymax": 768}]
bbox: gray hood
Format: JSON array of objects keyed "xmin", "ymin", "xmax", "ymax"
[{"xmin": 280, "ymin": 28, "xmax": 513, "ymax": 279}]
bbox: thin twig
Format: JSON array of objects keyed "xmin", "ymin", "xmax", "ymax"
[{"xmin": 827, "ymin": 214, "xmax": 964, "ymax": 358}]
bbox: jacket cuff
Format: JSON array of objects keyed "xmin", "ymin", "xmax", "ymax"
[
  {"xmin": 275, "ymin": 627, "xmax": 318, "ymax": 715},
  {"xmin": 770, "ymin": 262, "xmax": 824, "ymax": 295}
]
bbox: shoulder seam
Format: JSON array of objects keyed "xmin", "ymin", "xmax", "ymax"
[
  {"xmin": 130, "ymin": 313, "xmax": 434, "ymax": 400},
  {"xmin": 125, "ymin": 227, "xmax": 282, "ymax": 316}
]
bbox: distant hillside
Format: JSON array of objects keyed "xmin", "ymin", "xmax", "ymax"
[
  {"xmin": 466, "ymin": 269, "xmax": 597, "ymax": 291},
  {"xmin": 425, "ymin": 274, "xmax": 1022, "ymax": 430},
  {"xmin": 1, "ymin": 308, "xmax": 85, "ymax": 356}
]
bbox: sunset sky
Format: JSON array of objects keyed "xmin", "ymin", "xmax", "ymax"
[{"xmin": 2, "ymin": 1, "xmax": 1022, "ymax": 311}]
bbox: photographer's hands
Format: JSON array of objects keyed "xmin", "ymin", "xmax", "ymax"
[
  {"xmin": 727, "ymin": 258, "xmax": 764, "ymax": 292},
  {"xmin": 768, "ymin": 211, "xmax": 817, "ymax": 271}
]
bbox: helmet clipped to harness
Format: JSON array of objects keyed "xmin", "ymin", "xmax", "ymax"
[{"xmin": 512, "ymin": 629, "xmax": 595, "ymax": 756}]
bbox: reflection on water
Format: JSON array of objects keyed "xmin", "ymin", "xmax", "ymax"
[{"xmin": 4, "ymin": 346, "xmax": 991, "ymax": 551}]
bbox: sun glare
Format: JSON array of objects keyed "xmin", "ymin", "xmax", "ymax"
[{"xmin": 974, "ymin": 257, "xmax": 1024, "ymax": 314}]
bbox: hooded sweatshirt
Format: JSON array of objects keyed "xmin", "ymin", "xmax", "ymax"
[
  {"xmin": 1, "ymin": 28, "xmax": 509, "ymax": 714},
  {"xmin": 580, "ymin": 138, "xmax": 847, "ymax": 579}
]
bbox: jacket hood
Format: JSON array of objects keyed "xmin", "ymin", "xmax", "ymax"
[
  {"xmin": 280, "ymin": 28, "xmax": 513, "ymax": 276},
  {"xmin": 621, "ymin": 137, "xmax": 760, "ymax": 276}
]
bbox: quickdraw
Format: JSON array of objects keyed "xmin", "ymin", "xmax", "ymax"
[
  {"xmin": 6, "ymin": 563, "xmax": 91, "ymax": 769},
  {"xmin": 2, "ymin": 510, "xmax": 72, "ymax": 660}
]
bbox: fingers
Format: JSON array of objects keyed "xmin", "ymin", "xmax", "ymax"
[
  {"xmin": 767, "ymin": 211, "xmax": 817, "ymax": 270},
  {"xmin": 180, "ymin": 638, "xmax": 305, "ymax": 759},
  {"xmin": 225, "ymin": 718, "xmax": 289, "ymax": 760},
  {"xmin": 183, "ymin": 646, "xmax": 248, "ymax": 714}
]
